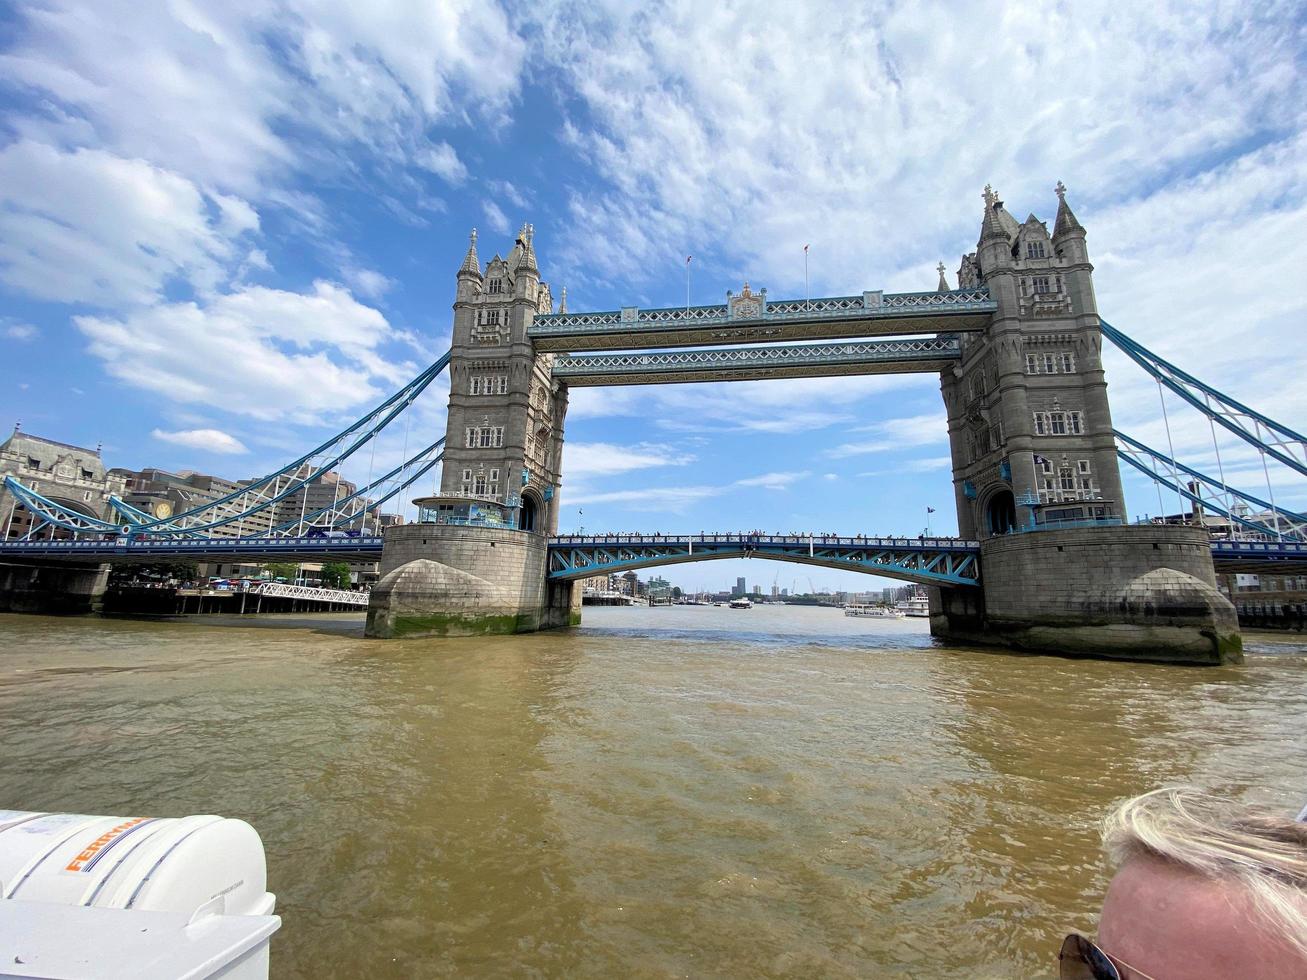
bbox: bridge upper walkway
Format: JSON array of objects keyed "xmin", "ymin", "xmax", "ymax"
[{"xmin": 529, "ymin": 288, "xmax": 996, "ymax": 352}]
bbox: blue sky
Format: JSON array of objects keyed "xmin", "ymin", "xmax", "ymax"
[{"xmin": 1, "ymin": 1, "xmax": 1305, "ymax": 593}]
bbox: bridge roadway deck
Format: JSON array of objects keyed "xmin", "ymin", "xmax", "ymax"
[
  {"xmin": 1, "ymin": 534, "xmax": 1302, "ymax": 579},
  {"xmin": 529, "ymin": 289, "xmax": 996, "ymax": 352},
  {"xmin": 551, "ymin": 338, "xmax": 960, "ymax": 386}
]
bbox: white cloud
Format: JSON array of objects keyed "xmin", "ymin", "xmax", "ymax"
[
  {"xmin": 1, "ymin": 1, "xmax": 526, "ymax": 196},
  {"xmin": 4, "ymin": 322, "xmax": 39, "ymax": 341},
  {"xmin": 527, "ymin": 1, "xmax": 1302, "ymax": 302},
  {"xmin": 565, "ymin": 441, "xmax": 694, "ymax": 478},
  {"xmin": 828, "ymin": 413, "xmax": 948, "ymax": 458},
  {"xmin": 75, "ymin": 281, "xmax": 414, "ymax": 422},
  {"xmin": 414, "ymin": 142, "xmax": 468, "ymax": 184},
  {"xmin": 569, "ymin": 469, "xmax": 809, "ymax": 511},
  {"xmin": 483, "ymin": 200, "xmax": 511, "ymax": 235},
  {"xmin": 340, "ymin": 265, "xmax": 396, "ymax": 300},
  {"xmin": 0, "ymin": 141, "xmax": 256, "ymax": 307},
  {"xmin": 152, "ymin": 428, "xmax": 250, "ymax": 454}
]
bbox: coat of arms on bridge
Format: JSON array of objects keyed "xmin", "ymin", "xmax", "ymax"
[{"xmin": 727, "ymin": 281, "xmax": 767, "ymax": 320}]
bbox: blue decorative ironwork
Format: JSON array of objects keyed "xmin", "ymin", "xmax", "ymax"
[
  {"xmin": 552, "ymin": 337, "xmax": 960, "ymax": 384},
  {"xmin": 1102, "ymin": 321, "xmax": 1307, "ymax": 477},
  {"xmin": 546, "ymin": 533, "xmax": 983, "ymax": 588},
  {"xmin": 530, "ymin": 288, "xmax": 996, "ymax": 349},
  {"xmin": 1115, "ymin": 430, "xmax": 1306, "ymax": 541}
]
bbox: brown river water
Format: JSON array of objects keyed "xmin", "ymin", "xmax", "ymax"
[{"xmin": 1, "ymin": 606, "xmax": 1305, "ymax": 978}]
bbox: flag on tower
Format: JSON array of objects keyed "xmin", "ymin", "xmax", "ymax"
[
  {"xmin": 927, "ymin": 507, "xmax": 936, "ymax": 513},
  {"xmin": 686, "ymin": 255, "xmax": 692, "ymax": 264}
]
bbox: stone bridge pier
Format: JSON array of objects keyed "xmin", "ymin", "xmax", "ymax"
[
  {"xmin": 0, "ymin": 560, "xmax": 111, "ymax": 614},
  {"xmin": 930, "ymin": 525, "xmax": 1241, "ymax": 665}
]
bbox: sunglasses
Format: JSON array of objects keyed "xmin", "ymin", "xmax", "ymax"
[{"xmin": 1059, "ymin": 934, "xmax": 1159, "ymax": 980}]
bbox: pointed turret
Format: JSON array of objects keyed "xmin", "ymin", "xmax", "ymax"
[
  {"xmin": 936, "ymin": 262, "xmax": 949, "ymax": 292},
  {"xmin": 1052, "ymin": 180, "xmax": 1085, "ymax": 243},
  {"xmin": 458, "ymin": 228, "xmax": 481, "ymax": 279},
  {"xmin": 559, "ymin": 286, "xmax": 567, "ymax": 313},
  {"xmin": 518, "ymin": 222, "xmax": 538, "ymax": 275},
  {"xmin": 979, "ymin": 184, "xmax": 1011, "ymax": 244}
]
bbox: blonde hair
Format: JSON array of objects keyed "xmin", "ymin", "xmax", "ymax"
[{"xmin": 1102, "ymin": 787, "xmax": 1307, "ymax": 958}]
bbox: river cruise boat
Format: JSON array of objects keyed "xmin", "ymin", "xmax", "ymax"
[
  {"xmin": 728, "ymin": 597, "xmax": 753, "ymax": 609},
  {"xmin": 895, "ymin": 590, "xmax": 931, "ymax": 617},
  {"xmin": 844, "ymin": 603, "xmax": 905, "ymax": 618}
]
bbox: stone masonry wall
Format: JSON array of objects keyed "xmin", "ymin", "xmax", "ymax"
[
  {"xmin": 367, "ymin": 524, "xmax": 579, "ymax": 638},
  {"xmin": 931, "ymin": 525, "xmax": 1242, "ymax": 665}
]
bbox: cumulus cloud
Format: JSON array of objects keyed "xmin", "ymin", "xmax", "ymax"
[
  {"xmin": 0, "ymin": 141, "xmax": 257, "ymax": 307},
  {"xmin": 75, "ymin": 281, "xmax": 414, "ymax": 422},
  {"xmin": 152, "ymin": 428, "xmax": 250, "ymax": 454}
]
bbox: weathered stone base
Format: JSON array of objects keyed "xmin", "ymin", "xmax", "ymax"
[
  {"xmin": 365, "ymin": 525, "xmax": 580, "ymax": 639},
  {"xmin": 930, "ymin": 526, "xmax": 1243, "ymax": 666},
  {"xmin": 0, "ymin": 562, "xmax": 110, "ymax": 615}
]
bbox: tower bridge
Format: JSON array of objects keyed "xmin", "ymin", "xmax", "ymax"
[{"xmin": 4, "ymin": 184, "xmax": 1304, "ymax": 665}]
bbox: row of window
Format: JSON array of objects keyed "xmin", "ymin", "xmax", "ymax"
[
  {"xmin": 460, "ymin": 467, "xmax": 501, "ymax": 498},
  {"xmin": 1037, "ymin": 488, "xmax": 1102, "ymax": 503},
  {"xmin": 1033, "ymin": 411, "xmax": 1084, "ymax": 436},
  {"xmin": 469, "ymin": 375, "xmax": 509, "ymax": 395},
  {"xmin": 1019, "ymin": 275, "xmax": 1062, "ymax": 296},
  {"xmin": 487, "ymin": 278, "xmax": 504, "ymax": 294},
  {"xmin": 1025, "ymin": 241, "xmax": 1047, "ymax": 259},
  {"xmin": 1026, "ymin": 351, "xmax": 1076, "ymax": 374},
  {"xmin": 477, "ymin": 309, "xmax": 503, "ymax": 326},
  {"xmin": 1039, "ymin": 459, "xmax": 1093, "ymax": 476},
  {"xmin": 464, "ymin": 425, "xmax": 505, "ymax": 448}
]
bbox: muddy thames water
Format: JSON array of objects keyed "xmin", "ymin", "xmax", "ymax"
[{"xmin": 1, "ymin": 606, "xmax": 1305, "ymax": 978}]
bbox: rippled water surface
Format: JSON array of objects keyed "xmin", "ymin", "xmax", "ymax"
[{"xmin": 2, "ymin": 607, "xmax": 1305, "ymax": 978}]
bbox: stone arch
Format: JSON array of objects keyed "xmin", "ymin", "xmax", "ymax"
[
  {"xmin": 983, "ymin": 486, "xmax": 1017, "ymax": 536},
  {"xmin": 520, "ymin": 487, "xmax": 543, "ymax": 533}
]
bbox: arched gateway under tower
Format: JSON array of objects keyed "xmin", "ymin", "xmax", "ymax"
[{"xmin": 366, "ymin": 192, "xmax": 1240, "ymax": 666}]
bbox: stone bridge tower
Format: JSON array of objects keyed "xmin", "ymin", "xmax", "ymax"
[
  {"xmin": 365, "ymin": 224, "xmax": 579, "ymax": 639},
  {"xmin": 932, "ymin": 184, "xmax": 1240, "ymax": 665},
  {"xmin": 942, "ymin": 183, "xmax": 1126, "ymax": 538},
  {"xmin": 443, "ymin": 225, "xmax": 569, "ymax": 534}
]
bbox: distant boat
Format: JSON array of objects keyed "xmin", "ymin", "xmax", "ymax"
[
  {"xmin": 895, "ymin": 591, "xmax": 931, "ymax": 617},
  {"xmin": 845, "ymin": 603, "xmax": 905, "ymax": 619},
  {"xmin": 728, "ymin": 597, "xmax": 753, "ymax": 609}
]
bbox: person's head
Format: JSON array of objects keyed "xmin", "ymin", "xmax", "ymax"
[{"xmin": 1060, "ymin": 787, "xmax": 1307, "ymax": 980}]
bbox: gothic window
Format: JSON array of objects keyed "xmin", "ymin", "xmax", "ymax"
[
  {"xmin": 1042, "ymin": 353, "xmax": 1056, "ymax": 373},
  {"xmin": 1026, "ymin": 241, "xmax": 1046, "ymax": 259},
  {"xmin": 1032, "ymin": 275, "xmax": 1052, "ymax": 294},
  {"xmin": 1026, "ymin": 353, "xmax": 1038, "ymax": 374},
  {"xmin": 1069, "ymin": 411, "xmax": 1084, "ymax": 435},
  {"xmin": 1077, "ymin": 460, "xmax": 1091, "ymax": 474},
  {"xmin": 470, "ymin": 377, "xmax": 482, "ymax": 395},
  {"xmin": 1059, "ymin": 470, "xmax": 1076, "ymax": 491},
  {"xmin": 1060, "ymin": 352, "xmax": 1075, "ymax": 373},
  {"xmin": 488, "ymin": 278, "xmax": 503, "ymax": 294},
  {"xmin": 1041, "ymin": 458, "xmax": 1054, "ymax": 474},
  {"xmin": 465, "ymin": 425, "xmax": 505, "ymax": 448},
  {"xmin": 496, "ymin": 376, "xmax": 508, "ymax": 395},
  {"xmin": 1033, "ymin": 413, "xmax": 1048, "ymax": 436},
  {"xmin": 1050, "ymin": 412, "xmax": 1068, "ymax": 435}
]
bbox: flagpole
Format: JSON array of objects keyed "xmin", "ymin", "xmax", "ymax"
[
  {"xmin": 686, "ymin": 255, "xmax": 691, "ymax": 312},
  {"xmin": 803, "ymin": 244, "xmax": 809, "ymax": 309}
]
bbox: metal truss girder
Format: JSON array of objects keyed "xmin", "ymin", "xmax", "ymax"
[
  {"xmin": 546, "ymin": 535, "xmax": 983, "ymax": 588},
  {"xmin": 552, "ymin": 338, "xmax": 960, "ymax": 386},
  {"xmin": 2, "ymin": 476, "xmax": 119, "ymax": 534},
  {"xmin": 529, "ymin": 289, "xmax": 994, "ymax": 352}
]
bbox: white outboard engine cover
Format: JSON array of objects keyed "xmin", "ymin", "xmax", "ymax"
[{"xmin": 0, "ymin": 810, "xmax": 279, "ymax": 980}]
